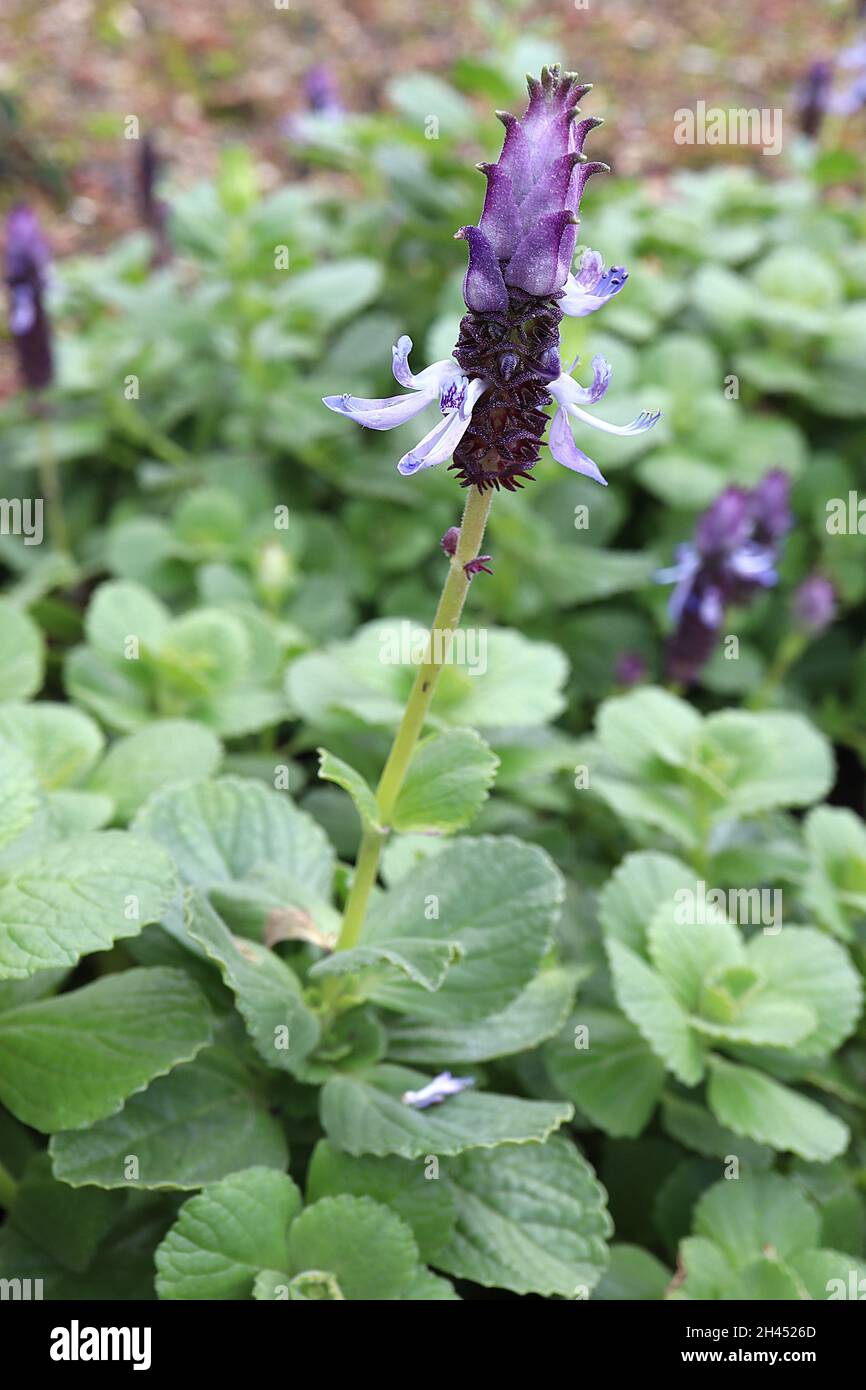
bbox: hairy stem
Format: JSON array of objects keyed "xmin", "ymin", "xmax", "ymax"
[{"xmin": 334, "ymin": 484, "xmax": 494, "ymax": 955}]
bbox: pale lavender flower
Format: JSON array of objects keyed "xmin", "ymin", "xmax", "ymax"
[
  {"xmin": 401, "ymin": 1071, "xmax": 476, "ymax": 1109},
  {"xmin": 560, "ymin": 248, "xmax": 628, "ymax": 316}
]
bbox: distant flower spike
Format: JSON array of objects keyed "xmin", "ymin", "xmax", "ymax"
[
  {"xmin": 657, "ymin": 470, "xmax": 792, "ymax": 684},
  {"xmin": 322, "ymin": 65, "xmax": 659, "ymax": 490},
  {"xmin": 4, "ymin": 204, "xmax": 53, "ymax": 392}
]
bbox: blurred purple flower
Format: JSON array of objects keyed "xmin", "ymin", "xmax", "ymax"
[
  {"xmin": 136, "ymin": 134, "xmax": 172, "ymax": 267},
  {"xmin": 4, "ymin": 204, "xmax": 53, "ymax": 391},
  {"xmin": 614, "ymin": 651, "xmax": 648, "ymax": 687},
  {"xmin": 829, "ymin": 35, "xmax": 866, "ymax": 116},
  {"xmin": 281, "ymin": 65, "xmax": 345, "ymax": 141},
  {"xmin": 304, "ymin": 65, "xmax": 343, "ymax": 116},
  {"xmin": 323, "ymin": 65, "xmax": 659, "ymax": 490},
  {"xmin": 797, "ymin": 60, "xmax": 834, "ymax": 138},
  {"xmin": 793, "ymin": 574, "xmax": 836, "ymax": 634},
  {"xmin": 657, "ymin": 470, "xmax": 792, "ymax": 684}
]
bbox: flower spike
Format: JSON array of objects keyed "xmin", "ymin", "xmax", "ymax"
[{"xmin": 321, "ymin": 66, "xmax": 660, "ymax": 489}]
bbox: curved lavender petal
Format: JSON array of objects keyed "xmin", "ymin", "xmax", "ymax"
[
  {"xmin": 550, "ymin": 375, "xmax": 661, "ymax": 436},
  {"xmin": 504, "ymin": 210, "xmax": 578, "ymax": 296},
  {"xmin": 577, "ymin": 354, "xmax": 612, "ymax": 404},
  {"xmin": 455, "ymin": 225, "xmax": 509, "ymax": 312},
  {"xmin": 656, "ymin": 545, "xmax": 701, "ymax": 622},
  {"xmin": 728, "ymin": 542, "xmax": 778, "ymax": 582},
  {"xmin": 323, "ymin": 387, "xmax": 436, "ymax": 430},
  {"xmin": 548, "ymin": 407, "xmax": 608, "ymax": 485},
  {"xmin": 396, "ymin": 379, "xmax": 489, "ymax": 476},
  {"xmin": 478, "ymin": 164, "xmax": 522, "ymax": 260},
  {"xmin": 391, "ymin": 335, "xmax": 458, "ymax": 392}
]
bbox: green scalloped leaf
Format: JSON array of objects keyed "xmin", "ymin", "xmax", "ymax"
[
  {"xmin": 707, "ymin": 1056, "xmax": 850, "ymax": 1162},
  {"xmin": 436, "ymin": 1137, "xmax": 611, "ymax": 1297},
  {"xmin": 392, "ymin": 729, "xmax": 498, "ymax": 833},
  {"xmin": 49, "ymin": 1044, "xmax": 287, "ymax": 1189},
  {"xmin": 362, "ymin": 835, "xmax": 563, "ymax": 1022},
  {"xmin": 155, "ymin": 1167, "xmax": 301, "ymax": 1300},
  {"xmin": 545, "ymin": 1006, "xmax": 666, "ymax": 1138},
  {"xmin": 0, "ymin": 968, "xmax": 212, "ymax": 1132},
  {"xmin": 0, "ymin": 601, "xmax": 45, "ymax": 701},
  {"xmin": 288, "ymin": 1195, "xmax": 420, "ymax": 1301},
  {"xmin": 320, "ymin": 1064, "xmax": 572, "ymax": 1158},
  {"xmin": 607, "ymin": 938, "xmax": 705, "ymax": 1086},
  {"xmin": 185, "ymin": 895, "xmax": 319, "ymax": 1074},
  {"xmin": 306, "ymin": 1139, "xmax": 456, "ymax": 1262},
  {"xmin": 0, "ymin": 831, "xmax": 177, "ymax": 980},
  {"xmin": 387, "ymin": 966, "xmax": 576, "ymax": 1064}
]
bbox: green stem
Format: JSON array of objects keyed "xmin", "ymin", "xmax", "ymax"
[
  {"xmin": 37, "ymin": 416, "xmax": 69, "ymax": 554},
  {"xmin": 334, "ymin": 485, "xmax": 494, "ymax": 955},
  {"xmin": 109, "ymin": 396, "xmax": 190, "ymax": 467},
  {"xmin": 749, "ymin": 630, "xmax": 806, "ymax": 709},
  {"xmin": 0, "ymin": 1159, "xmax": 18, "ymax": 1211}
]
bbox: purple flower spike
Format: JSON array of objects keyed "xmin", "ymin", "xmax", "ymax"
[
  {"xmin": 401, "ymin": 1072, "xmax": 475, "ymax": 1109},
  {"xmin": 657, "ymin": 471, "xmax": 793, "ymax": 685},
  {"xmin": 797, "ymin": 60, "xmax": 834, "ymax": 138},
  {"xmin": 136, "ymin": 134, "xmax": 172, "ymax": 267},
  {"xmin": 793, "ymin": 574, "xmax": 836, "ymax": 634},
  {"xmin": 321, "ymin": 65, "xmax": 660, "ymax": 490},
  {"xmin": 750, "ymin": 467, "xmax": 792, "ymax": 542},
  {"xmin": 4, "ymin": 204, "xmax": 53, "ymax": 392}
]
